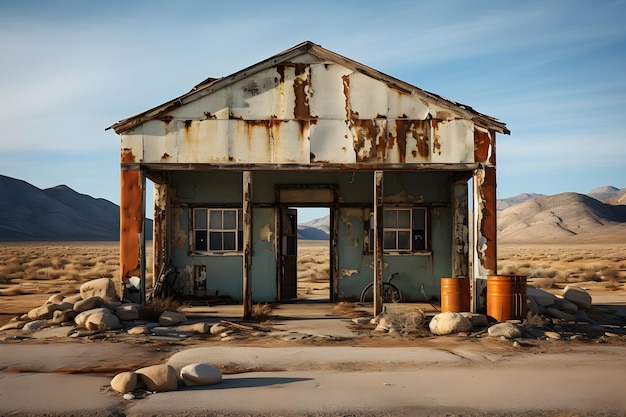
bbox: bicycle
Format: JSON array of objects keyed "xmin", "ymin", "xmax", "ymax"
[{"xmin": 360, "ymin": 272, "xmax": 403, "ymax": 304}]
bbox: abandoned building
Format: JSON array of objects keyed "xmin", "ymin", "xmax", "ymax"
[{"xmin": 107, "ymin": 41, "xmax": 509, "ymax": 317}]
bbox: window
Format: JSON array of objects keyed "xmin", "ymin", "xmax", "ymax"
[
  {"xmin": 369, "ymin": 208, "xmax": 427, "ymax": 252},
  {"xmin": 193, "ymin": 208, "xmax": 243, "ymax": 252}
]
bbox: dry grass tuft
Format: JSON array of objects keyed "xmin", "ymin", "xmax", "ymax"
[
  {"xmin": 384, "ymin": 310, "xmax": 426, "ymax": 334},
  {"xmin": 251, "ymin": 303, "xmax": 274, "ymax": 320}
]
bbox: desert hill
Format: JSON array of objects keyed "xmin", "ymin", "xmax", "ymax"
[
  {"xmin": 497, "ymin": 193, "xmax": 544, "ymax": 211},
  {"xmin": 0, "ymin": 175, "xmax": 152, "ymax": 241},
  {"xmin": 498, "ymin": 192, "xmax": 626, "ymax": 243}
]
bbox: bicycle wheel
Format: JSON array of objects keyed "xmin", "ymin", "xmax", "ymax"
[{"xmin": 360, "ymin": 282, "xmax": 403, "ymax": 303}]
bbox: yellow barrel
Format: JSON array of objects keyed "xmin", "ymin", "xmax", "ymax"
[
  {"xmin": 487, "ymin": 275, "xmax": 527, "ymax": 322},
  {"xmin": 440, "ymin": 277, "xmax": 470, "ymax": 312}
]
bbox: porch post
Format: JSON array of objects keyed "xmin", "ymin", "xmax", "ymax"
[
  {"xmin": 120, "ymin": 167, "xmax": 145, "ymax": 301},
  {"xmin": 373, "ymin": 170, "xmax": 384, "ymax": 316},
  {"xmin": 243, "ymin": 171, "xmax": 253, "ymax": 319}
]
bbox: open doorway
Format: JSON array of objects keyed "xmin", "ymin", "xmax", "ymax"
[{"xmin": 292, "ymin": 207, "xmax": 331, "ymax": 301}]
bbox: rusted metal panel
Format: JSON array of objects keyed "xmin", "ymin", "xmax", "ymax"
[
  {"xmin": 431, "ymin": 119, "xmax": 474, "ymax": 163},
  {"xmin": 474, "ymin": 127, "xmax": 493, "ymax": 163},
  {"xmin": 153, "ymin": 180, "xmax": 169, "ymax": 285},
  {"xmin": 120, "ymin": 165, "xmax": 143, "ymax": 285}
]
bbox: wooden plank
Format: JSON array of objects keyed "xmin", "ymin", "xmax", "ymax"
[
  {"xmin": 373, "ymin": 170, "xmax": 384, "ymax": 315},
  {"xmin": 242, "ymin": 171, "xmax": 253, "ymax": 318}
]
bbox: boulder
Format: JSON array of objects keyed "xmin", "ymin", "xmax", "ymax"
[
  {"xmin": 175, "ymin": 322, "xmax": 210, "ymax": 334},
  {"xmin": 111, "ymin": 371, "xmax": 138, "ymax": 394},
  {"xmin": 27, "ymin": 302, "xmax": 73, "ymax": 321},
  {"xmin": 563, "ymin": 286, "xmax": 592, "ymax": 310},
  {"xmin": 210, "ymin": 323, "xmax": 230, "ymax": 335},
  {"xmin": 45, "ymin": 294, "xmax": 65, "ymax": 305},
  {"xmin": 80, "ymin": 278, "xmax": 118, "ymax": 302},
  {"xmin": 460, "ymin": 313, "xmax": 489, "ymax": 328},
  {"xmin": 128, "ymin": 326, "xmax": 150, "ymax": 335},
  {"xmin": 527, "ymin": 287, "xmax": 557, "ymax": 308},
  {"xmin": 527, "ymin": 297, "xmax": 543, "ymax": 314},
  {"xmin": 487, "ymin": 322, "xmax": 522, "ymax": 339},
  {"xmin": 85, "ymin": 310, "xmax": 121, "ymax": 331},
  {"xmin": 50, "ymin": 309, "xmax": 69, "ymax": 324},
  {"xmin": 179, "ymin": 363, "xmax": 222, "ymax": 387},
  {"xmin": 75, "ymin": 308, "xmax": 111, "ymax": 328},
  {"xmin": 22, "ymin": 320, "xmax": 48, "ymax": 332},
  {"xmin": 74, "ymin": 296, "xmax": 105, "ymax": 313},
  {"xmin": 0, "ymin": 320, "xmax": 28, "ymax": 331},
  {"xmin": 115, "ymin": 304, "xmax": 141, "ymax": 321},
  {"xmin": 159, "ymin": 311, "xmax": 187, "ymax": 326},
  {"xmin": 63, "ymin": 294, "xmax": 83, "ymax": 304},
  {"xmin": 429, "ymin": 312, "xmax": 472, "ymax": 335},
  {"xmin": 136, "ymin": 364, "xmax": 178, "ymax": 392}
]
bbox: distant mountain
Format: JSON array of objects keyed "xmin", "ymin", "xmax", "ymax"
[
  {"xmin": 298, "ymin": 215, "xmax": 330, "ymax": 240},
  {"xmin": 498, "ymin": 192, "xmax": 626, "ymax": 243},
  {"xmin": 587, "ymin": 185, "xmax": 626, "ymax": 205},
  {"xmin": 497, "ymin": 193, "xmax": 544, "ymax": 211},
  {"xmin": 0, "ymin": 174, "xmax": 152, "ymax": 241}
]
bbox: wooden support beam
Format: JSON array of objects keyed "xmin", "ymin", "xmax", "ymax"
[
  {"xmin": 373, "ymin": 170, "xmax": 384, "ymax": 316},
  {"xmin": 120, "ymin": 167, "xmax": 144, "ymax": 300},
  {"xmin": 242, "ymin": 171, "xmax": 253, "ymax": 319}
]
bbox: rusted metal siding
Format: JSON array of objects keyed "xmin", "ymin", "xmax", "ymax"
[
  {"xmin": 120, "ymin": 152, "xmax": 143, "ymax": 284},
  {"xmin": 119, "ymin": 61, "xmax": 482, "ymax": 168}
]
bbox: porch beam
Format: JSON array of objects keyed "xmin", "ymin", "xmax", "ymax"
[
  {"xmin": 373, "ymin": 170, "xmax": 384, "ymax": 315},
  {"xmin": 120, "ymin": 168, "xmax": 145, "ymax": 298},
  {"xmin": 242, "ymin": 171, "xmax": 253, "ymax": 319}
]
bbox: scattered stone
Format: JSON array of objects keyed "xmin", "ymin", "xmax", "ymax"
[
  {"xmin": 28, "ymin": 302, "xmax": 72, "ymax": 321},
  {"xmin": 50, "ymin": 309, "xmax": 69, "ymax": 324},
  {"xmin": 63, "ymin": 294, "xmax": 83, "ymax": 304},
  {"xmin": 544, "ymin": 331, "xmax": 561, "ymax": 340},
  {"xmin": 136, "ymin": 365, "xmax": 178, "ymax": 392},
  {"xmin": 179, "ymin": 363, "xmax": 222, "ymax": 387},
  {"xmin": 488, "ymin": 322, "xmax": 522, "ymax": 339},
  {"xmin": 75, "ymin": 308, "xmax": 111, "ymax": 328},
  {"xmin": 71, "ymin": 330, "xmax": 98, "ymax": 338},
  {"xmin": 221, "ymin": 335, "xmax": 242, "ymax": 342},
  {"xmin": 74, "ymin": 296, "xmax": 105, "ymax": 313},
  {"xmin": 460, "ymin": 312, "xmax": 489, "ymax": 328},
  {"xmin": 31, "ymin": 326, "xmax": 75, "ymax": 339},
  {"xmin": 352, "ymin": 317, "xmax": 372, "ymax": 324},
  {"xmin": 123, "ymin": 393, "xmax": 135, "ymax": 401},
  {"xmin": 544, "ymin": 307, "xmax": 576, "ymax": 322},
  {"xmin": 22, "ymin": 320, "xmax": 48, "ymax": 332},
  {"xmin": 563, "ymin": 286, "xmax": 592, "ymax": 310},
  {"xmin": 80, "ymin": 278, "xmax": 118, "ymax": 302},
  {"xmin": 429, "ymin": 312, "xmax": 472, "ymax": 336},
  {"xmin": 210, "ymin": 323, "xmax": 230, "ymax": 335},
  {"xmin": 85, "ymin": 310, "xmax": 122, "ymax": 331},
  {"xmin": 128, "ymin": 326, "xmax": 150, "ymax": 335},
  {"xmin": 115, "ymin": 304, "xmax": 141, "ymax": 321},
  {"xmin": 158, "ymin": 311, "xmax": 187, "ymax": 326},
  {"xmin": 605, "ymin": 332, "xmax": 621, "ymax": 338},
  {"xmin": 175, "ymin": 322, "xmax": 210, "ymax": 334},
  {"xmin": 45, "ymin": 294, "xmax": 65, "ymax": 305},
  {"xmin": 111, "ymin": 371, "xmax": 138, "ymax": 394},
  {"xmin": 0, "ymin": 321, "xmax": 28, "ymax": 331},
  {"xmin": 513, "ymin": 341, "xmax": 520, "ymax": 348}
]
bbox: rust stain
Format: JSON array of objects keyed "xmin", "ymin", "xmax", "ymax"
[
  {"xmin": 478, "ymin": 166, "xmax": 497, "ymax": 273},
  {"xmin": 396, "ymin": 119, "xmax": 428, "ymax": 160},
  {"xmin": 474, "ymin": 129, "xmax": 491, "ymax": 163},
  {"xmin": 121, "ymin": 149, "xmax": 136, "ymax": 163},
  {"xmin": 120, "ymin": 169, "xmax": 142, "ymax": 283},
  {"xmin": 293, "ymin": 64, "xmax": 313, "ymax": 120},
  {"xmin": 203, "ymin": 112, "xmax": 216, "ymax": 120},
  {"xmin": 433, "ymin": 121, "xmax": 442, "ymax": 155},
  {"xmin": 160, "ymin": 152, "xmax": 170, "ymax": 162}
]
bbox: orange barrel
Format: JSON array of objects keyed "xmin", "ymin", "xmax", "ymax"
[
  {"xmin": 487, "ymin": 275, "xmax": 527, "ymax": 322},
  {"xmin": 440, "ymin": 277, "xmax": 470, "ymax": 312}
]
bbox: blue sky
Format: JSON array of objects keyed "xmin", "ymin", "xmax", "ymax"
[{"xmin": 1, "ymin": 0, "xmax": 625, "ymax": 223}]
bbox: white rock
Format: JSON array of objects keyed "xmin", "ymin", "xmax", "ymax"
[
  {"xmin": 63, "ymin": 294, "xmax": 83, "ymax": 304},
  {"xmin": 22, "ymin": 320, "xmax": 48, "ymax": 332},
  {"xmin": 27, "ymin": 302, "xmax": 73, "ymax": 321},
  {"xmin": 544, "ymin": 331, "xmax": 561, "ymax": 340},
  {"xmin": 210, "ymin": 323, "xmax": 230, "ymax": 335},
  {"xmin": 429, "ymin": 312, "xmax": 472, "ymax": 335},
  {"xmin": 128, "ymin": 326, "xmax": 150, "ymax": 335},
  {"xmin": 45, "ymin": 294, "xmax": 65, "ymax": 305},
  {"xmin": 85, "ymin": 310, "xmax": 121, "ymax": 331},
  {"xmin": 111, "ymin": 371, "xmax": 138, "ymax": 393},
  {"xmin": 158, "ymin": 311, "xmax": 187, "ymax": 326},
  {"xmin": 175, "ymin": 322, "xmax": 210, "ymax": 334},
  {"xmin": 123, "ymin": 393, "xmax": 135, "ymax": 400},
  {"xmin": 115, "ymin": 304, "xmax": 141, "ymax": 321},
  {"xmin": 179, "ymin": 363, "xmax": 222, "ymax": 387},
  {"xmin": 80, "ymin": 278, "xmax": 118, "ymax": 302},
  {"xmin": 563, "ymin": 286, "xmax": 592, "ymax": 310},
  {"xmin": 74, "ymin": 296, "xmax": 105, "ymax": 313},
  {"xmin": 0, "ymin": 321, "xmax": 28, "ymax": 331},
  {"xmin": 487, "ymin": 322, "xmax": 522, "ymax": 339},
  {"xmin": 75, "ymin": 308, "xmax": 111, "ymax": 328},
  {"xmin": 136, "ymin": 364, "xmax": 178, "ymax": 392}
]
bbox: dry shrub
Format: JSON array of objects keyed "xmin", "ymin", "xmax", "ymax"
[
  {"xmin": 0, "ymin": 284, "xmax": 35, "ymax": 296},
  {"xmin": 522, "ymin": 311, "xmax": 548, "ymax": 328},
  {"xmin": 384, "ymin": 310, "xmax": 425, "ymax": 334},
  {"xmin": 532, "ymin": 277, "xmax": 555, "ymax": 289},
  {"xmin": 141, "ymin": 297, "xmax": 181, "ymax": 321},
  {"xmin": 251, "ymin": 303, "xmax": 274, "ymax": 320}
]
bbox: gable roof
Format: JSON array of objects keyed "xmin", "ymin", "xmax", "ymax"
[{"xmin": 107, "ymin": 41, "xmax": 509, "ymax": 135}]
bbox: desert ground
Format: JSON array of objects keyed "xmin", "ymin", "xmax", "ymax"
[{"xmin": 1, "ymin": 240, "xmax": 625, "ymax": 416}]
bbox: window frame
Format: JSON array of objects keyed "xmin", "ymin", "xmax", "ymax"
[
  {"xmin": 191, "ymin": 207, "xmax": 243, "ymax": 254},
  {"xmin": 366, "ymin": 206, "xmax": 429, "ymax": 254}
]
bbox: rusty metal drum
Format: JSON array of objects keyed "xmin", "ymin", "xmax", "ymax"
[
  {"xmin": 440, "ymin": 277, "xmax": 471, "ymax": 312},
  {"xmin": 487, "ymin": 275, "xmax": 527, "ymax": 322}
]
